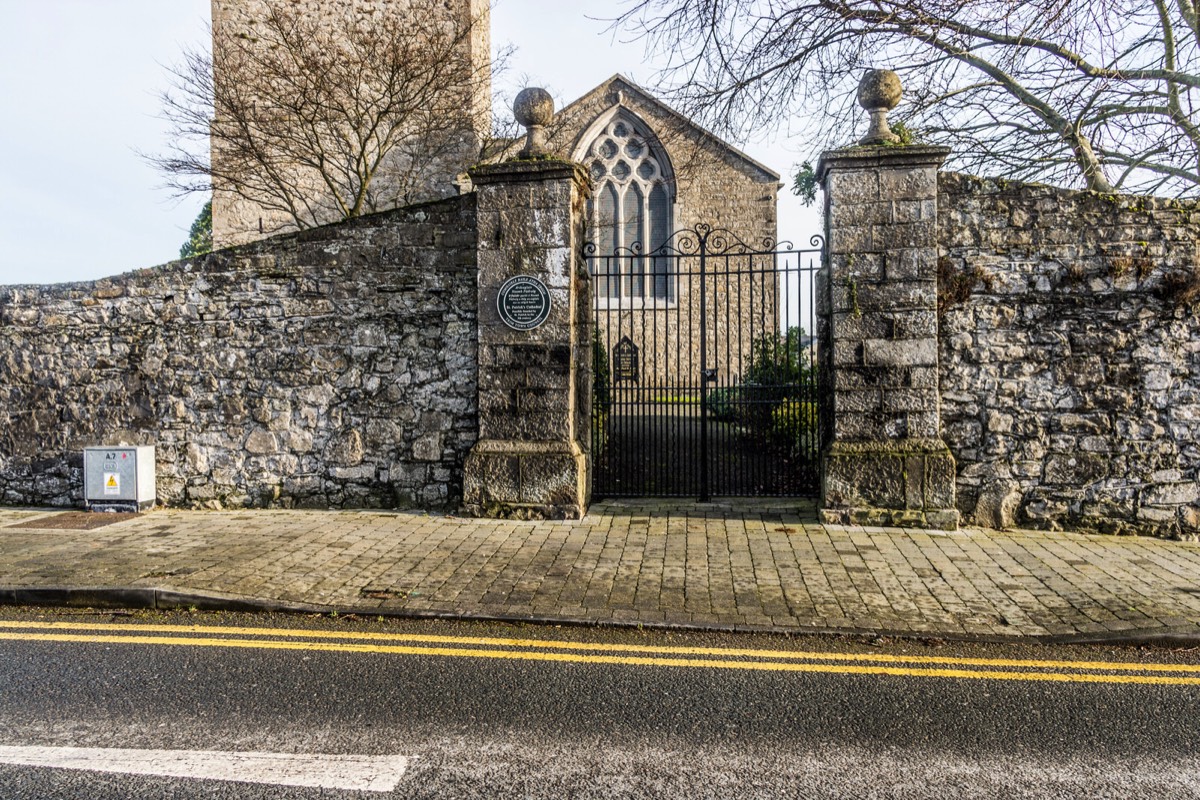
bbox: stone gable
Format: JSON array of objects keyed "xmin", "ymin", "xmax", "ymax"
[{"xmin": 546, "ymin": 75, "xmax": 779, "ymax": 244}]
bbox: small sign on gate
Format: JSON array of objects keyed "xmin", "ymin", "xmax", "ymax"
[{"xmin": 613, "ymin": 336, "xmax": 639, "ymax": 383}]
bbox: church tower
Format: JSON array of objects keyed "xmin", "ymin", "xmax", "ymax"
[{"xmin": 209, "ymin": 0, "xmax": 492, "ymax": 248}]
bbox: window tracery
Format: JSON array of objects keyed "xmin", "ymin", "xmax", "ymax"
[{"xmin": 585, "ymin": 114, "xmax": 674, "ymax": 302}]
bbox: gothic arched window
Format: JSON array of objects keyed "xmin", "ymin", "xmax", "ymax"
[{"xmin": 584, "ymin": 113, "xmax": 674, "ymax": 302}]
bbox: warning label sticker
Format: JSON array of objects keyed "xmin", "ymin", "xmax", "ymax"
[{"xmin": 103, "ymin": 473, "xmax": 120, "ymax": 496}]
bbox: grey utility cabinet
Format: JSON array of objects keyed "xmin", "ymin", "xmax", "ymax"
[{"xmin": 84, "ymin": 446, "xmax": 156, "ymax": 512}]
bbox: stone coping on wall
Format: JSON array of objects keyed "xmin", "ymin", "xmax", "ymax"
[
  {"xmin": 469, "ymin": 159, "xmax": 590, "ymax": 187},
  {"xmin": 815, "ymin": 144, "xmax": 952, "ymax": 182},
  {"xmin": 2, "ymin": 195, "xmax": 477, "ymax": 294}
]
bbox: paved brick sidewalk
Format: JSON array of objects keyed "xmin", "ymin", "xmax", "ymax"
[{"xmin": 3, "ymin": 500, "xmax": 1200, "ymax": 640}]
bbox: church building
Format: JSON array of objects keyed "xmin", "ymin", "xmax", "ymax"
[
  {"xmin": 533, "ymin": 75, "xmax": 781, "ymax": 388},
  {"xmin": 209, "ymin": 2, "xmax": 783, "ymax": 388}
]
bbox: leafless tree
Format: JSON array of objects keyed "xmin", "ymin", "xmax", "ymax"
[
  {"xmin": 617, "ymin": 0, "xmax": 1200, "ymax": 196},
  {"xmin": 150, "ymin": 2, "xmax": 509, "ymax": 234}
]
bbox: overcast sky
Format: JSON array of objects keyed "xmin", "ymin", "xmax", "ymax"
[{"xmin": 0, "ymin": 0, "xmax": 819, "ymax": 286}]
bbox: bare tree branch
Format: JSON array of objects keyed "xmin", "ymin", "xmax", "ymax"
[{"xmin": 616, "ymin": 0, "xmax": 1200, "ymax": 197}]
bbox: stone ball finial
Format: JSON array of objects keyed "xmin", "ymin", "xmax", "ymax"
[
  {"xmin": 514, "ymin": 88, "xmax": 555, "ymax": 127},
  {"xmin": 857, "ymin": 69, "xmax": 902, "ymax": 111},
  {"xmin": 857, "ymin": 69, "xmax": 903, "ymax": 146},
  {"xmin": 514, "ymin": 87, "xmax": 555, "ymax": 158}
]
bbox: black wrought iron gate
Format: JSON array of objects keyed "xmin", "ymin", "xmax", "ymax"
[{"xmin": 589, "ymin": 225, "xmax": 825, "ymax": 499}]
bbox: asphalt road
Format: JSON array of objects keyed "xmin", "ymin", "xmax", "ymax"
[{"xmin": 1, "ymin": 607, "xmax": 1198, "ymax": 798}]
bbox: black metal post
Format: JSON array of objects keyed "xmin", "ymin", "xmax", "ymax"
[{"xmin": 698, "ymin": 228, "xmax": 709, "ymax": 502}]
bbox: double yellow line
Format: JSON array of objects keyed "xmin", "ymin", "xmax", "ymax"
[{"xmin": 1, "ymin": 620, "xmax": 1197, "ymax": 686}]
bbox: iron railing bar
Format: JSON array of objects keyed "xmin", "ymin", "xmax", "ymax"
[
  {"xmin": 782, "ymin": 257, "xmax": 788, "ymax": 494},
  {"xmin": 699, "ymin": 230, "xmax": 709, "ymax": 502}
]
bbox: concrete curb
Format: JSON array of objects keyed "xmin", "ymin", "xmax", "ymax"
[
  {"xmin": 3, "ymin": 585, "xmax": 1199, "ymax": 649},
  {"xmin": 0, "ymin": 587, "xmax": 323, "ymax": 615}
]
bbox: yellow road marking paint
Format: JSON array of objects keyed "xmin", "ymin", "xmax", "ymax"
[
  {"xmin": 0, "ymin": 620, "xmax": 1195, "ymax": 675},
  {"xmin": 1, "ymin": 630, "xmax": 1199, "ymax": 686}
]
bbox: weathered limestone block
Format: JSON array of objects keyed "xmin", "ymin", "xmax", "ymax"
[
  {"xmin": 325, "ymin": 430, "xmax": 364, "ymax": 466},
  {"xmin": 463, "ymin": 440, "xmax": 587, "ymax": 518},
  {"xmin": 1182, "ymin": 506, "xmax": 1200, "ymax": 538},
  {"xmin": 973, "ymin": 466, "xmax": 1024, "ymax": 531},
  {"xmin": 245, "ymin": 430, "xmax": 279, "ymax": 455},
  {"xmin": 412, "ymin": 433, "xmax": 443, "ymax": 462},
  {"xmin": 822, "ymin": 440, "xmax": 959, "ymax": 530}
]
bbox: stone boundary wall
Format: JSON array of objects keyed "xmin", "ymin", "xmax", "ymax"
[
  {"xmin": 938, "ymin": 172, "xmax": 1200, "ymax": 538},
  {"xmin": 0, "ymin": 196, "xmax": 478, "ymax": 510}
]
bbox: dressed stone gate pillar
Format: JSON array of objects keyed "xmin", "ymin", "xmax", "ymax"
[
  {"xmin": 815, "ymin": 70, "xmax": 959, "ymax": 530},
  {"xmin": 462, "ymin": 89, "xmax": 592, "ymax": 519}
]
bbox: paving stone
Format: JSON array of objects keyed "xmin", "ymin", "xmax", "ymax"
[{"xmin": 2, "ymin": 501, "xmax": 1200, "ymax": 639}]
